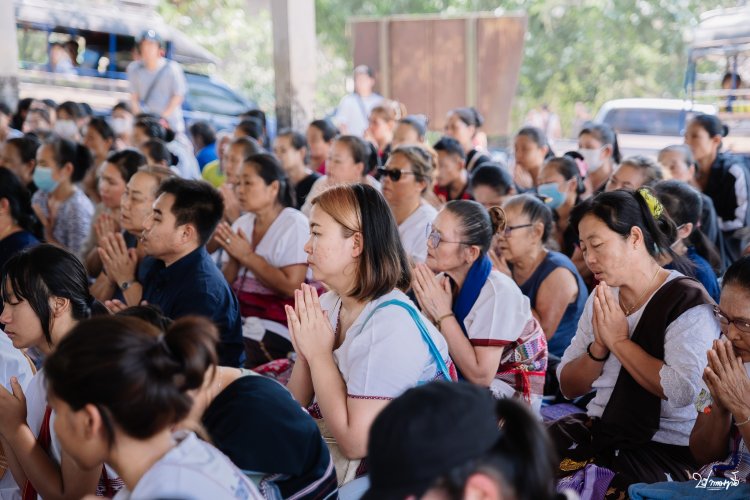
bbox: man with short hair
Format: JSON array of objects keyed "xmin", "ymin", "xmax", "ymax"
[
  {"xmin": 433, "ymin": 136, "xmax": 472, "ymax": 202},
  {"xmin": 127, "ymin": 30, "xmax": 188, "ymax": 135},
  {"xmin": 332, "ymin": 65, "xmax": 384, "ymax": 137},
  {"xmin": 120, "ymin": 178, "xmax": 244, "ymax": 367}
]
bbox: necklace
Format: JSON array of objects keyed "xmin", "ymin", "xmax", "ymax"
[{"xmin": 619, "ymin": 266, "xmax": 662, "ymax": 316}]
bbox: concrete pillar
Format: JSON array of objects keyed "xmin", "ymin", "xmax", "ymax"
[
  {"xmin": 0, "ymin": 1, "xmax": 19, "ymax": 110},
  {"xmin": 270, "ymin": 0, "xmax": 316, "ymax": 131}
]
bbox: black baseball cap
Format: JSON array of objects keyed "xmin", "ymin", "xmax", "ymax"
[{"xmin": 362, "ymin": 381, "xmax": 501, "ymax": 500}]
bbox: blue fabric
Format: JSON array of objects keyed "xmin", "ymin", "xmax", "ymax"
[
  {"xmin": 196, "ymin": 142, "xmax": 218, "ymax": 171},
  {"xmin": 629, "ymin": 480, "xmax": 750, "ymax": 499},
  {"xmin": 518, "ymin": 251, "xmax": 588, "ymax": 357},
  {"xmin": 453, "ymin": 254, "xmax": 492, "ymax": 335},
  {"xmin": 139, "ymin": 246, "xmax": 244, "ymax": 367},
  {"xmin": 687, "ymin": 246, "xmax": 721, "ymax": 303}
]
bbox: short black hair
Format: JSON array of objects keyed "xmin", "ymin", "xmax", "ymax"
[
  {"xmin": 189, "ymin": 120, "xmax": 217, "ymax": 146},
  {"xmin": 0, "ymin": 101, "xmax": 11, "ymax": 116},
  {"xmin": 309, "ymin": 119, "xmax": 339, "ymax": 142},
  {"xmin": 236, "ymin": 117, "xmax": 264, "ymax": 142},
  {"xmin": 157, "ymin": 178, "xmax": 224, "ymax": 245},
  {"xmin": 433, "ymin": 136, "xmax": 466, "ymax": 160}
]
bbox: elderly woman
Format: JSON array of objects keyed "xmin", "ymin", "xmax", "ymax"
[
  {"xmin": 412, "ymin": 200, "xmax": 548, "ymax": 412},
  {"xmin": 605, "ymin": 155, "xmax": 663, "ymax": 192},
  {"xmin": 628, "ymin": 256, "xmax": 750, "ymax": 498},
  {"xmin": 378, "ymin": 144, "xmax": 437, "ymax": 264},
  {"xmin": 498, "ymin": 194, "xmax": 587, "ymax": 370},
  {"xmin": 549, "ymin": 189, "xmax": 720, "ymax": 496}
]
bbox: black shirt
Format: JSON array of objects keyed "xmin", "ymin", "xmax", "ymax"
[
  {"xmin": 138, "ymin": 246, "xmax": 244, "ymax": 367},
  {"xmin": 295, "ymin": 172, "xmax": 322, "ymax": 209}
]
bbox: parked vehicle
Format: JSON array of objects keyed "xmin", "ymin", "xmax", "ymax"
[{"xmin": 14, "ymin": 0, "xmax": 255, "ymax": 131}]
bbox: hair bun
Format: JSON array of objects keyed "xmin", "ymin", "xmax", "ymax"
[
  {"xmin": 488, "ymin": 206, "xmax": 507, "ymax": 235},
  {"xmin": 723, "ymin": 124, "xmax": 730, "ymax": 137}
]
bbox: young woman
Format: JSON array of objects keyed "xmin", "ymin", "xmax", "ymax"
[
  {"xmin": 498, "ymin": 194, "xmax": 587, "ymax": 360},
  {"xmin": 537, "ymin": 155, "xmax": 586, "ymax": 257},
  {"xmin": 306, "ymin": 119, "xmax": 339, "ymax": 174},
  {"xmin": 658, "ymin": 144, "xmax": 723, "ymax": 266},
  {"xmin": 92, "ymin": 165, "xmax": 174, "ymax": 303},
  {"xmin": 366, "ymin": 100, "xmax": 404, "ymax": 165},
  {"xmin": 213, "ymin": 154, "xmax": 309, "ymax": 367},
  {"xmin": 469, "ymin": 163, "xmax": 516, "ymax": 210},
  {"xmin": 53, "ymin": 102, "xmax": 82, "ymax": 142},
  {"xmin": 2, "ymin": 136, "xmax": 41, "ymax": 194},
  {"xmin": 579, "ymin": 122, "xmax": 621, "ymax": 194},
  {"xmin": 81, "ymin": 117, "xmax": 116, "ymax": 203},
  {"xmin": 364, "ymin": 382, "xmax": 560, "ymax": 500},
  {"xmin": 550, "ymin": 189, "xmax": 720, "ymax": 495},
  {"xmin": 391, "ymin": 115, "xmax": 427, "ymax": 148},
  {"xmin": 273, "ymin": 129, "xmax": 321, "ymax": 209},
  {"xmin": 140, "ymin": 138, "xmax": 177, "ymax": 170},
  {"xmin": 84, "ymin": 149, "xmax": 146, "ymax": 277},
  {"xmin": 684, "ymin": 114, "xmax": 749, "ymax": 264},
  {"xmin": 286, "ymin": 184, "xmax": 454, "ymax": 485},
  {"xmin": 301, "ymin": 135, "xmax": 381, "ymax": 216},
  {"xmin": 43, "ymin": 315, "xmax": 262, "ymax": 499},
  {"xmin": 0, "ymin": 168, "xmax": 41, "ymax": 273},
  {"xmin": 412, "ymin": 200, "xmax": 548, "ymax": 411},
  {"xmin": 654, "ymin": 180, "xmax": 722, "ymax": 302},
  {"xmin": 31, "ymin": 136, "xmax": 94, "ymax": 256},
  {"xmin": 444, "ymin": 107, "xmax": 491, "ymax": 173},
  {"xmin": 605, "ymin": 155, "xmax": 663, "ymax": 192},
  {"xmin": 132, "ymin": 118, "xmax": 200, "ymax": 180},
  {"xmin": 379, "ymin": 144, "xmax": 437, "ymax": 264},
  {"xmin": 0, "ymin": 244, "xmax": 116, "ymax": 499},
  {"xmin": 513, "ymin": 126, "xmax": 553, "ymax": 190}
]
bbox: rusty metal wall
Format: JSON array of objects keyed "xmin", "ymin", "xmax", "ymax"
[{"xmin": 350, "ymin": 13, "xmax": 527, "ymax": 137}]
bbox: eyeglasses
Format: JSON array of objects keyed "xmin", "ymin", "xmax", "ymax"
[
  {"xmin": 714, "ymin": 306, "xmax": 750, "ymax": 334},
  {"xmin": 376, "ymin": 167, "xmax": 418, "ymax": 182},
  {"xmin": 425, "ymin": 224, "xmax": 471, "ymax": 249},
  {"xmin": 502, "ymin": 223, "xmax": 533, "ymax": 238}
]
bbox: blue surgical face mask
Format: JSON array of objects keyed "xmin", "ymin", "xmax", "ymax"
[
  {"xmin": 538, "ymin": 182, "xmax": 566, "ymax": 209},
  {"xmin": 33, "ymin": 166, "xmax": 59, "ymax": 194}
]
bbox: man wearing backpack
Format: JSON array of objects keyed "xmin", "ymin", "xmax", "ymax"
[{"xmin": 127, "ymin": 30, "xmax": 188, "ymax": 136}]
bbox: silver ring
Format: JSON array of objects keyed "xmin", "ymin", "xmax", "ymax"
[{"xmin": 226, "ymin": 238, "xmax": 231, "ymax": 244}]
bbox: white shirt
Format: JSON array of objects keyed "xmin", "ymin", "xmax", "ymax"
[
  {"xmin": 320, "ymin": 289, "xmax": 453, "ymax": 399},
  {"xmin": 113, "ymin": 431, "xmax": 262, "ymax": 500},
  {"xmin": 557, "ymin": 270, "xmax": 721, "ymax": 445},
  {"xmin": 333, "ymin": 93, "xmax": 384, "ymax": 137},
  {"xmin": 301, "ymin": 175, "xmax": 382, "ymax": 217},
  {"xmin": 0, "ymin": 336, "xmax": 34, "ymax": 499},
  {"xmin": 398, "ymin": 203, "xmax": 437, "ymax": 264},
  {"xmin": 222, "ymin": 208, "xmax": 309, "ymax": 336}
]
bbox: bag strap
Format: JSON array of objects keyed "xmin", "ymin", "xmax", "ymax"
[
  {"xmin": 359, "ymin": 299, "xmax": 452, "ymax": 381},
  {"xmin": 141, "ymin": 61, "xmax": 172, "ymax": 108},
  {"xmin": 354, "ymin": 93, "xmax": 369, "ymax": 123}
]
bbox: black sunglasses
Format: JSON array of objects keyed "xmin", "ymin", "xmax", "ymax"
[{"xmin": 376, "ymin": 167, "xmax": 418, "ymax": 182}]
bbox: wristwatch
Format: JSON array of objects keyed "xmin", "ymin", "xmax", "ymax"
[{"xmin": 120, "ymin": 280, "xmax": 136, "ymax": 291}]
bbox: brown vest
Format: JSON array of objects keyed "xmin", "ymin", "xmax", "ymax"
[{"xmin": 593, "ymin": 277, "xmax": 713, "ymax": 451}]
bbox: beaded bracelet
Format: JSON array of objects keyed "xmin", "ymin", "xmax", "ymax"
[{"xmin": 586, "ymin": 342, "xmax": 610, "ymax": 362}]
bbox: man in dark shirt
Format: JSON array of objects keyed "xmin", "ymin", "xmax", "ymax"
[{"xmin": 136, "ymin": 178, "xmax": 244, "ymax": 367}]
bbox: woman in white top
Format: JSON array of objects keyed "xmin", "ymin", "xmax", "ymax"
[
  {"xmin": 301, "ymin": 136, "xmax": 381, "ymax": 216},
  {"xmin": 378, "ymin": 144, "xmax": 438, "ymax": 264},
  {"xmin": 550, "ymin": 188, "xmax": 720, "ymax": 491},
  {"xmin": 286, "ymin": 184, "xmax": 454, "ymax": 484},
  {"xmin": 43, "ymin": 315, "xmax": 262, "ymax": 500},
  {"xmin": 0, "ymin": 244, "xmax": 115, "ymax": 499},
  {"xmin": 413, "ymin": 201, "xmax": 548, "ymax": 412},
  {"xmin": 214, "ymin": 153, "xmax": 309, "ymax": 367}
]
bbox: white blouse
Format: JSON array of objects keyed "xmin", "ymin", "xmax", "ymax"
[
  {"xmin": 398, "ymin": 203, "xmax": 437, "ymax": 264},
  {"xmin": 319, "ymin": 289, "xmax": 453, "ymax": 399},
  {"xmin": 112, "ymin": 431, "xmax": 262, "ymax": 499},
  {"xmin": 557, "ymin": 270, "xmax": 721, "ymax": 446}
]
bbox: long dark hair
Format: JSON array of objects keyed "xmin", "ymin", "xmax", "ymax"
[
  {"xmin": 45, "ymin": 316, "xmax": 218, "ymax": 444},
  {"xmin": 570, "ymin": 189, "xmax": 691, "ymax": 275},
  {"xmin": 1, "ymin": 245, "xmax": 106, "ymax": 345},
  {"xmin": 244, "ymin": 153, "xmax": 295, "ymax": 209},
  {"xmin": 579, "ymin": 121, "xmax": 621, "ymax": 164},
  {"xmin": 45, "ymin": 136, "xmax": 93, "ymax": 182},
  {"xmin": 0, "ymin": 168, "xmax": 43, "ymax": 239}
]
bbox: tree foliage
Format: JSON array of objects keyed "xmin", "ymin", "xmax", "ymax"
[{"xmin": 160, "ymin": 0, "xmax": 732, "ymax": 135}]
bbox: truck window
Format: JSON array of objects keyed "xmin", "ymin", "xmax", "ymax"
[
  {"xmin": 186, "ymin": 78, "xmax": 246, "ymax": 116},
  {"xmin": 603, "ymin": 108, "xmax": 690, "ymax": 136}
]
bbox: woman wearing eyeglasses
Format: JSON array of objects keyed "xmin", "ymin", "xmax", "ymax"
[
  {"xmin": 378, "ymin": 144, "xmax": 438, "ymax": 264},
  {"xmin": 549, "ymin": 189, "xmax": 719, "ymax": 495},
  {"xmin": 412, "ymin": 200, "xmax": 548, "ymax": 412},
  {"xmin": 498, "ymin": 195, "xmax": 587, "ymax": 397},
  {"xmin": 629, "ymin": 256, "xmax": 750, "ymax": 498}
]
